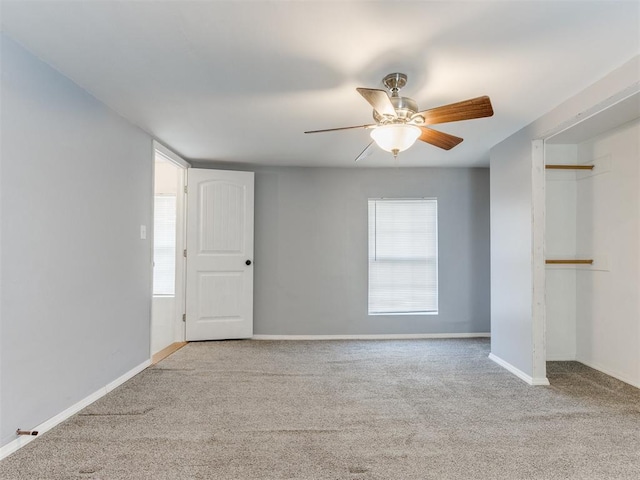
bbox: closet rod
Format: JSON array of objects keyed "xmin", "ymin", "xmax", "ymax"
[
  {"xmin": 545, "ymin": 259, "xmax": 593, "ymax": 265},
  {"xmin": 545, "ymin": 164, "xmax": 594, "ymax": 170}
]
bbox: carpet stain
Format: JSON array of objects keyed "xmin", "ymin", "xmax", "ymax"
[
  {"xmin": 349, "ymin": 466, "xmax": 368, "ymax": 474},
  {"xmin": 404, "ymin": 432, "xmax": 417, "ymax": 445},
  {"xmin": 79, "ymin": 466, "xmax": 102, "ymax": 474},
  {"xmin": 244, "ymin": 428, "xmax": 339, "ymax": 434},
  {"xmin": 150, "ymin": 367, "xmax": 196, "ymax": 372},
  {"xmin": 523, "ymin": 410, "xmax": 597, "ymax": 422},
  {"xmin": 213, "ymin": 370, "xmax": 316, "ymax": 377},
  {"xmin": 80, "ymin": 407, "xmax": 154, "ymax": 416}
]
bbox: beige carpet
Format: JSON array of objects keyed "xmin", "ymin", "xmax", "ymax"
[{"xmin": 1, "ymin": 339, "xmax": 639, "ymax": 479}]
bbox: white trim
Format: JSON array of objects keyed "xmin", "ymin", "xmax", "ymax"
[
  {"xmin": 175, "ymin": 166, "xmax": 187, "ymax": 344},
  {"xmin": 576, "ymin": 358, "xmax": 640, "ymax": 389},
  {"xmin": 531, "ymin": 377, "xmax": 551, "ymax": 386},
  {"xmin": 149, "ymin": 148, "xmax": 156, "ymax": 358},
  {"xmin": 252, "ymin": 333, "xmax": 490, "ymax": 340},
  {"xmin": 151, "ymin": 143, "xmax": 189, "ymax": 353},
  {"xmin": 531, "ymin": 139, "xmax": 547, "ymax": 382},
  {"xmin": 153, "ymin": 140, "xmax": 190, "ymax": 169},
  {"xmin": 0, "ymin": 360, "xmax": 151, "ymax": 461},
  {"xmin": 489, "ymin": 353, "xmax": 550, "ymax": 386},
  {"xmin": 542, "ymin": 83, "xmax": 640, "ymax": 141},
  {"xmin": 106, "ymin": 360, "xmax": 150, "ymax": 392},
  {"xmin": 546, "ymin": 353, "xmax": 577, "ymax": 361}
]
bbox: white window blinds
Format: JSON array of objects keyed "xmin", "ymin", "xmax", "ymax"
[
  {"xmin": 153, "ymin": 195, "xmax": 177, "ymax": 296},
  {"xmin": 368, "ymin": 198, "xmax": 438, "ymax": 315}
]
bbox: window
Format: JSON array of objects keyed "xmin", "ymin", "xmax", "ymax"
[
  {"xmin": 368, "ymin": 198, "xmax": 438, "ymax": 315},
  {"xmin": 153, "ymin": 195, "xmax": 177, "ymax": 295}
]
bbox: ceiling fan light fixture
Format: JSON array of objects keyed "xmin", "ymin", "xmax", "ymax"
[
  {"xmin": 305, "ymin": 72, "xmax": 494, "ymax": 163},
  {"xmin": 370, "ymin": 124, "xmax": 421, "ymax": 155}
]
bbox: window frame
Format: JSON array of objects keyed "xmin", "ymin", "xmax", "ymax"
[{"xmin": 367, "ymin": 197, "xmax": 439, "ymax": 316}]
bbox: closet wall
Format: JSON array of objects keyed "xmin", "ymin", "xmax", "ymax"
[
  {"xmin": 575, "ymin": 120, "xmax": 639, "ymax": 385},
  {"xmin": 545, "ymin": 119, "xmax": 640, "ymax": 387},
  {"xmin": 545, "ymin": 144, "xmax": 578, "ymax": 360}
]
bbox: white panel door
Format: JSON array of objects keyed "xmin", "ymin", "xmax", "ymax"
[{"xmin": 186, "ymin": 169, "xmax": 254, "ymax": 340}]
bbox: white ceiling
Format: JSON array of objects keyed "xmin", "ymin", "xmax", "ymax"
[{"xmin": 1, "ymin": 1, "xmax": 638, "ymax": 167}]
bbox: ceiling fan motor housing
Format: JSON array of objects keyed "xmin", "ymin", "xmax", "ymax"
[
  {"xmin": 373, "ymin": 96, "xmax": 419, "ymax": 122},
  {"xmin": 373, "ymin": 73, "xmax": 420, "ymax": 123}
]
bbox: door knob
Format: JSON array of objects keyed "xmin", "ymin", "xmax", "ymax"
[{"xmin": 245, "ymin": 260, "xmax": 252, "ymax": 266}]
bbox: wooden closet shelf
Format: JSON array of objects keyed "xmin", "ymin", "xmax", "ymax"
[
  {"xmin": 545, "ymin": 164, "xmax": 594, "ymax": 170},
  {"xmin": 545, "ymin": 259, "xmax": 593, "ymax": 265}
]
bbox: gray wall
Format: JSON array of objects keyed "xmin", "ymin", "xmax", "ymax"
[
  {"xmin": 490, "ymin": 55, "xmax": 639, "ymax": 382},
  {"xmin": 489, "ymin": 134, "xmax": 535, "ymax": 376},
  {"xmin": 0, "ymin": 35, "xmax": 153, "ymax": 448},
  {"xmin": 194, "ymin": 164, "xmax": 491, "ymax": 335}
]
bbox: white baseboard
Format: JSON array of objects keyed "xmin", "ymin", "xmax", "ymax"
[
  {"xmin": 489, "ymin": 353, "xmax": 550, "ymax": 386},
  {"xmin": 575, "ymin": 358, "xmax": 640, "ymax": 389},
  {"xmin": 545, "ymin": 353, "xmax": 577, "ymax": 361},
  {"xmin": 252, "ymin": 333, "xmax": 490, "ymax": 341},
  {"xmin": 0, "ymin": 359, "xmax": 151, "ymax": 460}
]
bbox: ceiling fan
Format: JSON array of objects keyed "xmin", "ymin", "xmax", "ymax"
[{"xmin": 304, "ymin": 73, "xmax": 494, "ymax": 162}]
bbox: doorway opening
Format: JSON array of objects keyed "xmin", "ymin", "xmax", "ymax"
[{"xmin": 152, "ymin": 142, "xmax": 189, "ymax": 356}]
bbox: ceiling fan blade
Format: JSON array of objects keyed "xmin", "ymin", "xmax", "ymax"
[
  {"xmin": 356, "ymin": 88, "xmax": 397, "ymax": 117},
  {"xmin": 354, "ymin": 141, "xmax": 375, "ymax": 163},
  {"xmin": 418, "ymin": 127, "xmax": 464, "ymax": 150},
  {"xmin": 417, "ymin": 96, "xmax": 493, "ymax": 125},
  {"xmin": 304, "ymin": 124, "xmax": 375, "ymax": 134}
]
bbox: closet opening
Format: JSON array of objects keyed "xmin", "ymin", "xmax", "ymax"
[{"xmin": 542, "ymin": 92, "xmax": 640, "ymax": 388}]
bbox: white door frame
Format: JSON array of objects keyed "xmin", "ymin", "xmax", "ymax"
[{"xmin": 151, "ymin": 140, "xmax": 190, "ymax": 356}]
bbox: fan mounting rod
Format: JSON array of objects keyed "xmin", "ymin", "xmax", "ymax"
[{"xmin": 382, "ymin": 73, "xmax": 408, "ymax": 96}]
